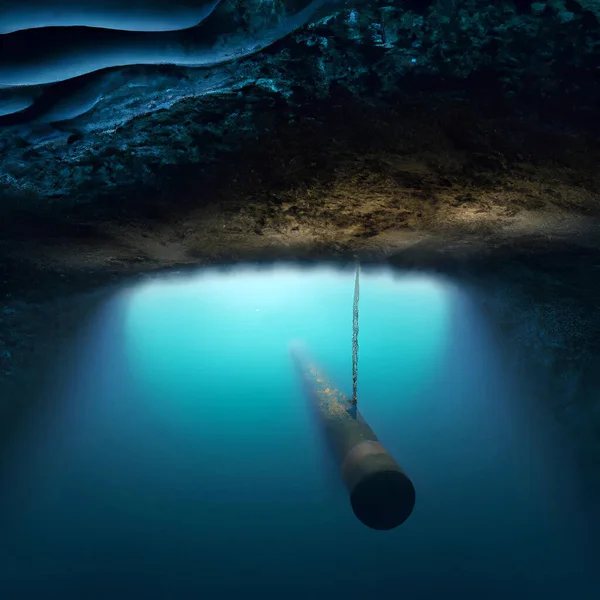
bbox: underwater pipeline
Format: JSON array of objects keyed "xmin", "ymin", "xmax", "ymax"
[{"xmin": 289, "ymin": 341, "xmax": 416, "ymax": 531}]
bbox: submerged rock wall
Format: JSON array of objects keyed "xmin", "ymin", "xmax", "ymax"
[{"xmin": 0, "ymin": 0, "xmax": 598, "ymax": 200}]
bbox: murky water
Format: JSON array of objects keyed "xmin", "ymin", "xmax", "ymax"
[{"xmin": 0, "ymin": 266, "xmax": 597, "ymax": 599}]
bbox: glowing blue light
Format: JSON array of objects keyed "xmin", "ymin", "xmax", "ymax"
[{"xmin": 122, "ymin": 266, "xmax": 453, "ymax": 417}]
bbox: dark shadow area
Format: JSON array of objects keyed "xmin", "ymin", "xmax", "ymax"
[{"xmin": 0, "ymin": 287, "xmax": 117, "ymax": 463}]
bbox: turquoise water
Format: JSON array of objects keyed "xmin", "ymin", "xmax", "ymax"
[{"xmin": 0, "ymin": 265, "xmax": 597, "ymax": 598}]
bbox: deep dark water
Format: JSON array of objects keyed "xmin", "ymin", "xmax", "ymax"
[{"xmin": 0, "ymin": 265, "xmax": 598, "ymax": 599}]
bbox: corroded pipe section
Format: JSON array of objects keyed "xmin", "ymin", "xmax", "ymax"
[{"xmin": 289, "ymin": 341, "xmax": 415, "ymax": 530}]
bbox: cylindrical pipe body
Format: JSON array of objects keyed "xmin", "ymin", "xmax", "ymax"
[{"xmin": 289, "ymin": 341, "xmax": 415, "ymax": 530}]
